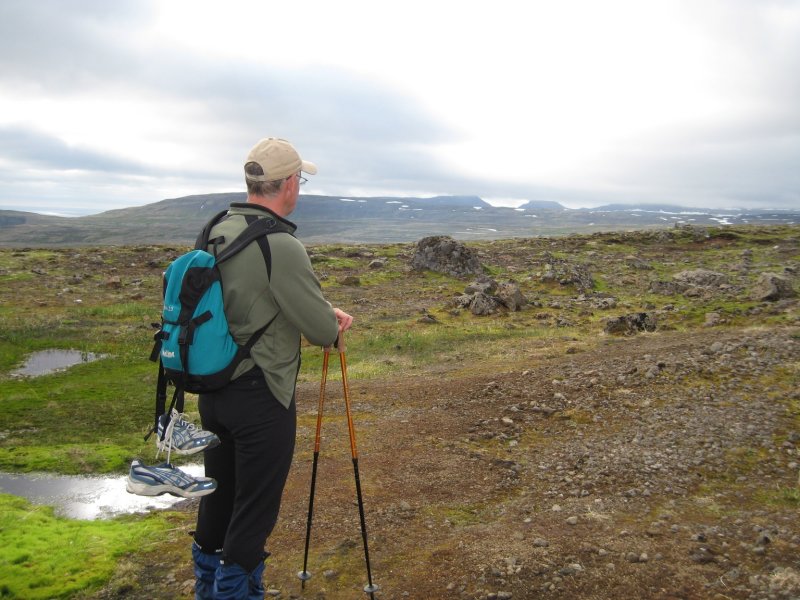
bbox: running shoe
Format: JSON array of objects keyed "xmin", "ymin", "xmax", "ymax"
[
  {"xmin": 156, "ymin": 409, "xmax": 220, "ymax": 456},
  {"xmin": 126, "ymin": 459, "xmax": 217, "ymax": 498}
]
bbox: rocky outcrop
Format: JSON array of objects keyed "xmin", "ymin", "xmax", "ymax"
[
  {"xmin": 540, "ymin": 253, "xmax": 594, "ymax": 292},
  {"xmin": 411, "ymin": 236, "xmax": 484, "ymax": 277},
  {"xmin": 454, "ymin": 276, "xmax": 527, "ymax": 315},
  {"xmin": 603, "ymin": 313, "xmax": 657, "ymax": 335},
  {"xmin": 673, "ymin": 269, "xmax": 729, "ymax": 288},
  {"xmin": 650, "ymin": 269, "xmax": 731, "ymax": 297}
]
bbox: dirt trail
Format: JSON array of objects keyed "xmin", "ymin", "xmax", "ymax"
[{"xmin": 88, "ymin": 326, "xmax": 800, "ymax": 600}]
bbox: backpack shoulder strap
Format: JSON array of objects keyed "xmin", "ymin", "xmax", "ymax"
[
  {"xmin": 195, "ymin": 210, "xmax": 230, "ymax": 250},
  {"xmin": 214, "ymin": 215, "xmax": 294, "ymax": 266}
]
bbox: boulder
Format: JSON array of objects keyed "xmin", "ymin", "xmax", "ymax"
[
  {"xmin": 604, "ymin": 313, "xmax": 657, "ymax": 336},
  {"xmin": 453, "ymin": 292, "xmax": 501, "ymax": 316},
  {"xmin": 411, "ymin": 236, "xmax": 484, "ymax": 277},
  {"xmin": 751, "ymin": 273, "xmax": 797, "ymax": 302},
  {"xmin": 497, "ymin": 281, "xmax": 527, "ymax": 311},
  {"xmin": 456, "ymin": 277, "xmax": 527, "ymax": 314},
  {"xmin": 468, "ymin": 292, "xmax": 500, "ymax": 316}
]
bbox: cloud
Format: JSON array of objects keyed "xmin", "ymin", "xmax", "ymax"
[
  {"xmin": 0, "ymin": 1, "xmax": 150, "ymax": 89},
  {"xmin": 0, "ymin": 0, "xmax": 799, "ymax": 214},
  {"xmin": 0, "ymin": 125, "xmax": 149, "ymax": 173},
  {"xmin": 0, "ymin": 1, "xmax": 461, "ymax": 211}
]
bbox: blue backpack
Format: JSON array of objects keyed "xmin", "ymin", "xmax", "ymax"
[{"xmin": 147, "ymin": 210, "xmax": 292, "ymax": 440}]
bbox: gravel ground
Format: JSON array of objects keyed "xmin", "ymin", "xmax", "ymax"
[{"xmin": 97, "ymin": 326, "xmax": 799, "ymax": 600}]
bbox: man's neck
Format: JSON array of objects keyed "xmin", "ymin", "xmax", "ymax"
[{"xmin": 247, "ymin": 194, "xmax": 286, "ymax": 217}]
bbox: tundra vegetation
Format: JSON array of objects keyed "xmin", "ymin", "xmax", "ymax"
[{"xmin": 0, "ymin": 224, "xmax": 798, "ymax": 599}]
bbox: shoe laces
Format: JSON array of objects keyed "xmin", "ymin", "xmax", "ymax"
[{"xmin": 178, "ymin": 414, "xmax": 198, "ymax": 432}]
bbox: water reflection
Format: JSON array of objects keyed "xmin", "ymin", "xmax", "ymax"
[
  {"xmin": 11, "ymin": 349, "xmax": 108, "ymax": 377},
  {"xmin": 0, "ymin": 464, "xmax": 205, "ymax": 520}
]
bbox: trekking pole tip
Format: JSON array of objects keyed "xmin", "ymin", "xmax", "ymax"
[
  {"xmin": 364, "ymin": 583, "xmax": 380, "ymax": 594},
  {"xmin": 297, "ymin": 570, "xmax": 312, "ymax": 582}
]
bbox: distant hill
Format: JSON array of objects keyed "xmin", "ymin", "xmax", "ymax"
[
  {"xmin": 518, "ymin": 200, "xmax": 566, "ymax": 210},
  {"xmin": 0, "ymin": 194, "xmax": 797, "ymax": 246}
]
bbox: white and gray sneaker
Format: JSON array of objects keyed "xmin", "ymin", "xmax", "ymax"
[
  {"xmin": 156, "ymin": 409, "xmax": 220, "ymax": 456},
  {"xmin": 126, "ymin": 460, "xmax": 217, "ymax": 498}
]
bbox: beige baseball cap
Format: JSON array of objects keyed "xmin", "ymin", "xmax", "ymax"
[{"xmin": 244, "ymin": 137, "xmax": 318, "ymax": 182}]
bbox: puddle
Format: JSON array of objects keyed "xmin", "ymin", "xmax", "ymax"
[
  {"xmin": 10, "ymin": 349, "xmax": 108, "ymax": 377},
  {"xmin": 0, "ymin": 464, "xmax": 205, "ymax": 520}
]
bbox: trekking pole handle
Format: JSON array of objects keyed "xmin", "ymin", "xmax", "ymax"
[{"xmin": 335, "ymin": 332, "xmax": 346, "ymax": 353}]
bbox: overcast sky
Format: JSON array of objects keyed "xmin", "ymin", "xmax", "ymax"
[{"xmin": 1, "ymin": 0, "xmax": 798, "ymax": 216}]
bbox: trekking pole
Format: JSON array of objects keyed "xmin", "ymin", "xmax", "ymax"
[
  {"xmin": 338, "ymin": 332, "xmax": 379, "ymax": 597},
  {"xmin": 297, "ymin": 346, "xmax": 331, "ymax": 587}
]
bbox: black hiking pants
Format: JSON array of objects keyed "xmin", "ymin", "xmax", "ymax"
[{"xmin": 194, "ymin": 367, "xmax": 296, "ymax": 572}]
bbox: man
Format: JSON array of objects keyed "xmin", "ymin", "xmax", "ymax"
[{"xmin": 191, "ymin": 137, "xmax": 353, "ymax": 599}]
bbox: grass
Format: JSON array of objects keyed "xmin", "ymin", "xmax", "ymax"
[
  {"xmin": 0, "ymin": 494, "xmax": 171, "ymax": 599},
  {"xmin": 755, "ymin": 486, "xmax": 800, "ymax": 508}
]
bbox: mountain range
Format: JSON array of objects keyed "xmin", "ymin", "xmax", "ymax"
[{"xmin": 0, "ymin": 193, "xmax": 797, "ymax": 246}]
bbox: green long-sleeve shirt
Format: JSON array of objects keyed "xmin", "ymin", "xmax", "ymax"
[{"xmin": 205, "ymin": 203, "xmax": 338, "ymax": 408}]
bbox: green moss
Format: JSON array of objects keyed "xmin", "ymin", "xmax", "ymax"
[
  {"xmin": 0, "ymin": 494, "xmax": 169, "ymax": 599},
  {"xmin": 754, "ymin": 486, "xmax": 800, "ymax": 508}
]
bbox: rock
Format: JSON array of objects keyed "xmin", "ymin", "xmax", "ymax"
[
  {"xmin": 465, "ymin": 275, "xmax": 498, "ymax": 295},
  {"xmin": 649, "ymin": 280, "xmax": 681, "ymax": 295},
  {"xmin": 566, "ymin": 516, "xmax": 579, "ymax": 525},
  {"xmin": 104, "ymin": 276, "xmax": 122, "ymax": 288},
  {"xmin": 540, "ymin": 253, "xmax": 595, "ymax": 292},
  {"xmin": 339, "ymin": 275, "xmax": 361, "ymax": 286},
  {"xmin": 604, "ymin": 313, "xmax": 657, "ymax": 335},
  {"xmin": 411, "ymin": 236, "xmax": 484, "ymax": 277},
  {"xmin": 590, "ymin": 296, "xmax": 617, "ymax": 309},
  {"xmin": 704, "ymin": 312, "xmax": 722, "ymax": 327},
  {"xmin": 751, "ymin": 272, "xmax": 797, "ymax": 301},
  {"xmin": 651, "ymin": 269, "xmax": 731, "ymax": 296},
  {"xmin": 625, "ymin": 255, "xmax": 653, "ymax": 270},
  {"xmin": 756, "ymin": 533, "xmax": 771, "ymax": 546},
  {"xmin": 559, "ymin": 565, "xmax": 581, "ymax": 576},
  {"xmin": 496, "ymin": 281, "xmax": 527, "ymax": 311},
  {"xmin": 456, "ymin": 277, "xmax": 526, "ymax": 314},
  {"xmin": 368, "ymin": 259, "xmax": 386, "ymax": 269},
  {"xmin": 457, "ymin": 292, "xmax": 501, "ymax": 316},
  {"xmin": 690, "ymin": 547, "xmax": 716, "ymax": 564},
  {"xmin": 533, "ymin": 538, "xmax": 549, "ymax": 547},
  {"xmin": 673, "ymin": 269, "xmax": 729, "ymax": 288}
]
